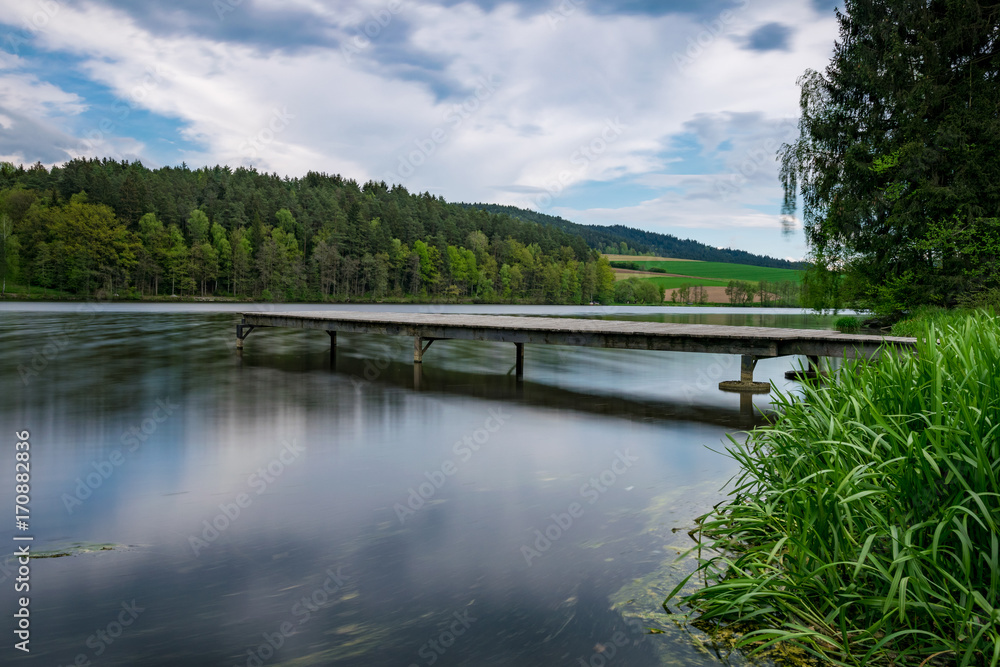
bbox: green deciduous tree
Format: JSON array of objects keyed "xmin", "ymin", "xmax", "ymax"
[
  {"xmin": 781, "ymin": 0, "xmax": 1000, "ymax": 311},
  {"xmin": 38, "ymin": 202, "xmax": 140, "ymax": 294},
  {"xmin": 211, "ymin": 222, "xmax": 232, "ymax": 293},
  {"xmin": 166, "ymin": 224, "xmax": 191, "ymax": 295},
  {"xmin": 138, "ymin": 213, "xmax": 169, "ymax": 295},
  {"xmin": 186, "ymin": 209, "xmax": 210, "ymax": 245},
  {"xmin": 0, "ymin": 213, "xmax": 15, "ymax": 295},
  {"xmin": 594, "ymin": 256, "xmax": 616, "ymax": 304},
  {"xmin": 614, "ymin": 277, "xmax": 661, "ymax": 304},
  {"xmin": 312, "ymin": 238, "xmax": 340, "ymax": 298},
  {"xmin": 231, "ymin": 227, "xmax": 252, "ymax": 297},
  {"xmin": 725, "ymin": 280, "xmax": 756, "ymax": 306},
  {"xmin": 190, "ymin": 242, "xmax": 219, "ymax": 296}
]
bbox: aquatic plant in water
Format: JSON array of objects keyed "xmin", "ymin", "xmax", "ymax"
[
  {"xmin": 668, "ymin": 312, "xmax": 1000, "ymax": 666},
  {"xmin": 834, "ymin": 316, "xmax": 861, "ymax": 334}
]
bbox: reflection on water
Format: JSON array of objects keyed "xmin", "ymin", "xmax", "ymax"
[{"xmin": 0, "ymin": 304, "xmax": 840, "ymax": 666}]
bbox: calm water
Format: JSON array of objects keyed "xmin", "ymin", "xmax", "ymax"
[{"xmin": 0, "ymin": 303, "xmax": 841, "ymax": 666}]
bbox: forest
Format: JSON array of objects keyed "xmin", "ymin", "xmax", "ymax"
[
  {"xmin": 465, "ymin": 203, "xmax": 803, "ymax": 269},
  {"xmin": 0, "ymin": 158, "xmax": 619, "ymax": 304}
]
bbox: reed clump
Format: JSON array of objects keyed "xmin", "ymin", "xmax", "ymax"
[
  {"xmin": 669, "ymin": 312, "xmax": 1000, "ymax": 666},
  {"xmin": 891, "ymin": 307, "xmax": 979, "ymax": 339},
  {"xmin": 835, "ymin": 316, "xmax": 862, "ymax": 333}
]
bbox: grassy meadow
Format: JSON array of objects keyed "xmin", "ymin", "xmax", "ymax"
[
  {"xmin": 643, "ymin": 276, "xmax": 730, "ymax": 289},
  {"xmin": 607, "ymin": 256, "xmax": 804, "ymax": 304},
  {"xmin": 613, "ymin": 259, "xmax": 804, "ymax": 283}
]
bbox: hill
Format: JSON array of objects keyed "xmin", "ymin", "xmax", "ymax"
[
  {"xmin": 0, "ymin": 159, "xmax": 611, "ymax": 304},
  {"xmin": 461, "ymin": 203, "xmax": 803, "ymax": 270},
  {"xmin": 0, "ymin": 158, "xmax": 802, "ymax": 306}
]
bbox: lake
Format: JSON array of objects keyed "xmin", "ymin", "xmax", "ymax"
[{"xmin": 1, "ymin": 303, "xmax": 842, "ymax": 666}]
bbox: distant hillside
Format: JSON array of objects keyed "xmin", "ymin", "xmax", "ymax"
[{"xmin": 462, "ymin": 203, "xmax": 803, "ymax": 270}]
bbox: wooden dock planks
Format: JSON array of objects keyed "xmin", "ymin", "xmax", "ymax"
[{"xmin": 238, "ymin": 310, "xmax": 916, "ymax": 360}]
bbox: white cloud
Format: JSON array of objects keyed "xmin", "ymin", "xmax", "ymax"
[
  {"xmin": 0, "ymin": 0, "xmax": 839, "ymax": 257},
  {"xmin": 0, "ymin": 69, "xmax": 86, "ymax": 117}
]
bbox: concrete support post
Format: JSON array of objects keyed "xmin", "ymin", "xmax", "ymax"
[
  {"xmin": 720, "ymin": 354, "xmax": 771, "ymax": 393},
  {"xmin": 515, "ymin": 343, "xmax": 524, "ymax": 380},
  {"xmin": 739, "ymin": 392, "xmax": 755, "ymax": 428}
]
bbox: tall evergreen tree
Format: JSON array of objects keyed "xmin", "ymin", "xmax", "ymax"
[{"xmin": 781, "ymin": 0, "xmax": 1000, "ymax": 310}]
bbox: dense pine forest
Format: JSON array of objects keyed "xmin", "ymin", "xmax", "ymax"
[{"xmin": 0, "ymin": 158, "xmax": 626, "ymax": 303}]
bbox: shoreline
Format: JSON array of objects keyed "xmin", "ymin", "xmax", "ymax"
[{"xmin": 0, "ymin": 293, "xmax": 794, "ymax": 309}]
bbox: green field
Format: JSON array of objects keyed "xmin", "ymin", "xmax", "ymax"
[
  {"xmin": 644, "ymin": 276, "xmax": 730, "ymax": 289},
  {"xmin": 618, "ymin": 260, "xmax": 804, "ymax": 283}
]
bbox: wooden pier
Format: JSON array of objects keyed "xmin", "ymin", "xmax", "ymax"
[{"xmin": 236, "ymin": 311, "xmax": 916, "ymax": 390}]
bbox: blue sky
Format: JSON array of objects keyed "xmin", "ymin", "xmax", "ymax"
[{"xmin": 0, "ymin": 0, "xmax": 841, "ymax": 260}]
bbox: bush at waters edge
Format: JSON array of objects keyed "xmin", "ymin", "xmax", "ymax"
[
  {"xmin": 669, "ymin": 312, "xmax": 1000, "ymax": 665},
  {"xmin": 891, "ymin": 306, "xmax": 985, "ymax": 339}
]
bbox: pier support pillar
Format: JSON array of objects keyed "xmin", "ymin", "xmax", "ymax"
[
  {"xmin": 741, "ymin": 354, "xmax": 756, "ymax": 382},
  {"xmin": 739, "ymin": 393, "xmax": 756, "ymax": 428},
  {"xmin": 785, "ymin": 355, "xmax": 824, "ymax": 381},
  {"xmin": 515, "ymin": 343, "xmax": 524, "ymax": 380},
  {"xmin": 236, "ymin": 324, "xmax": 256, "ymax": 351},
  {"xmin": 328, "ymin": 331, "xmax": 337, "ymax": 354},
  {"xmin": 719, "ymin": 355, "xmax": 771, "ymax": 393},
  {"xmin": 414, "ymin": 337, "xmax": 435, "ymax": 363}
]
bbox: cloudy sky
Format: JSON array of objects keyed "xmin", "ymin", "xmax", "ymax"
[{"xmin": 0, "ymin": 0, "xmax": 840, "ymax": 259}]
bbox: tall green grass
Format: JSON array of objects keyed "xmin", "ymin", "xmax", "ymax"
[
  {"xmin": 668, "ymin": 312, "xmax": 1000, "ymax": 666},
  {"xmin": 891, "ymin": 306, "xmax": 983, "ymax": 338}
]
